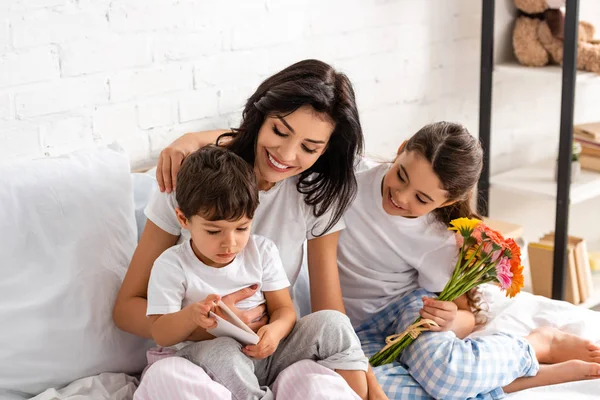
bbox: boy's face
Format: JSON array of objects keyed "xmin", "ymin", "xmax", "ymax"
[{"xmin": 176, "ymin": 209, "xmax": 252, "ymax": 267}]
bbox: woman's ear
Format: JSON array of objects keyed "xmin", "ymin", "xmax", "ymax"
[{"xmin": 397, "ymin": 140, "xmax": 407, "ymax": 154}]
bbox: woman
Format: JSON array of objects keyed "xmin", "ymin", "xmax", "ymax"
[{"xmin": 113, "ymin": 59, "xmax": 387, "ymax": 399}]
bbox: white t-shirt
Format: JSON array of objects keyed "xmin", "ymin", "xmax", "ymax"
[
  {"xmin": 147, "ymin": 234, "xmax": 290, "ymax": 317},
  {"xmin": 338, "ymin": 161, "xmax": 458, "ymax": 328},
  {"xmin": 144, "ymin": 176, "xmax": 345, "ymax": 289}
]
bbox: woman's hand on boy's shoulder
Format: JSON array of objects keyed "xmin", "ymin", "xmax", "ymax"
[
  {"xmin": 242, "ymin": 324, "xmax": 281, "ymax": 359},
  {"xmin": 419, "ymin": 296, "xmax": 458, "ymax": 332}
]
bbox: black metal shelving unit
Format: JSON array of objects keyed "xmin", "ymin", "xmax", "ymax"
[{"xmin": 477, "ymin": 0, "xmax": 580, "ymax": 301}]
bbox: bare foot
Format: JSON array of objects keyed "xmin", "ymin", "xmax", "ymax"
[
  {"xmin": 526, "ymin": 327, "xmax": 600, "ymax": 364},
  {"xmin": 504, "ymin": 360, "xmax": 600, "ymax": 393}
]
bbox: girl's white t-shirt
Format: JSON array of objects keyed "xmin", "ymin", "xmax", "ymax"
[
  {"xmin": 338, "ymin": 161, "xmax": 458, "ymax": 328},
  {"xmin": 145, "ymin": 176, "xmax": 345, "ymax": 289}
]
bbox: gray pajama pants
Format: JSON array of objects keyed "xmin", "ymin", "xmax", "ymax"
[{"xmin": 176, "ymin": 310, "xmax": 368, "ymax": 400}]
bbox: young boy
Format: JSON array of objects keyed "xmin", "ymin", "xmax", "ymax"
[{"xmin": 146, "ymin": 146, "xmax": 368, "ymax": 400}]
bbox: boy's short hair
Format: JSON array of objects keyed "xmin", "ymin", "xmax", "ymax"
[{"xmin": 175, "ymin": 145, "xmax": 259, "ymax": 221}]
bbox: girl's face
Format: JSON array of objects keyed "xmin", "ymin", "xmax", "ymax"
[
  {"xmin": 381, "ymin": 150, "xmax": 451, "ymax": 218},
  {"xmin": 254, "ymin": 106, "xmax": 333, "ymax": 189}
]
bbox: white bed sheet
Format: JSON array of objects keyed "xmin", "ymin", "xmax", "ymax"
[
  {"xmin": 473, "ymin": 284, "xmax": 600, "ymax": 399},
  {"xmin": 29, "ymin": 374, "xmax": 138, "ymax": 400},
  {"xmin": 23, "ymin": 284, "xmax": 598, "ymax": 400}
]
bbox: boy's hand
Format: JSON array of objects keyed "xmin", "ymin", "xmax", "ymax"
[
  {"xmin": 188, "ymin": 294, "xmax": 221, "ymax": 330},
  {"xmin": 419, "ymin": 296, "xmax": 458, "ymax": 331},
  {"xmin": 242, "ymin": 324, "xmax": 281, "ymax": 359}
]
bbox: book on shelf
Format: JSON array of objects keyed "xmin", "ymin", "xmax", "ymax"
[
  {"xmin": 577, "ymin": 140, "xmax": 600, "ymax": 158},
  {"xmin": 574, "ymin": 122, "xmax": 600, "ymax": 142},
  {"xmin": 540, "ymin": 233, "xmax": 594, "ymax": 302},
  {"xmin": 528, "ymin": 241, "xmax": 580, "ymax": 304},
  {"xmin": 580, "ymin": 154, "xmax": 600, "ymax": 172},
  {"xmin": 528, "ymin": 234, "xmax": 594, "ymax": 305}
]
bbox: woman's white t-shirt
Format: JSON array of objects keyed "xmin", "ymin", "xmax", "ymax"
[
  {"xmin": 145, "ymin": 176, "xmax": 345, "ymax": 289},
  {"xmin": 338, "ymin": 161, "xmax": 458, "ymax": 328}
]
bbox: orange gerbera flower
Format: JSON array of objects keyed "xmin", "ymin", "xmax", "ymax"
[
  {"xmin": 506, "ymin": 264, "xmax": 525, "ymax": 298},
  {"xmin": 505, "ymin": 238, "xmax": 521, "ymax": 270},
  {"xmin": 478, "ymin": 225, "xmax": 505, "ymax": 248}
]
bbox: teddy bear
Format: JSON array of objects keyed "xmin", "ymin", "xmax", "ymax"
[{"xmin": 512, "ymin": 0, "xmax": 600, "ymax": 74}]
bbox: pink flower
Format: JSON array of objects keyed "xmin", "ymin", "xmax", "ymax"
[
  {"xmin": 455, "ymin": 232, "xmax": 464, "ymax": 248},
  {"xmin": 483, "ymin": 242, "xmax": 503, "ymax": 262},
  {"xmin": 472, "ymin": 227, "xmax": 483, "ymax": 243},
  {"xmin": 495, "ymin": 257, "xmax": 513, "ymax": 289}
]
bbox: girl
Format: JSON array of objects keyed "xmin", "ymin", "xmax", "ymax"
[
  {"xmin": 113, "ymin": 59, "xmax": 386, "ymax": 399},
  {"xmin": 338, "ymin": 121, "xmax": 600, "ymax": 399}
]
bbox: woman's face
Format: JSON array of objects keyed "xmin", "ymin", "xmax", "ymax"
[
  {"xmin": 381, "ymin": 150, "xmax": 450, "ymax": 218},
  {"xmin": 254, "ymin": 106, "xmax": 334, "ymax": 188}
]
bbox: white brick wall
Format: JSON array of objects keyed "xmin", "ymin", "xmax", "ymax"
[{"xmin": 0, "ymin": 0, "xmax": 598, "ymax": 179}]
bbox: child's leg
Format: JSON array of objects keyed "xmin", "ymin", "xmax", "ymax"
[
  {"xmin": 176, "ymin": 337, "xmax": 273, "ymax": 400},
  {"xmin": 524, "ymin": 326, "xmax": 600, "ymax": 364},
  {"xmin": 393, "ymin": 289, "xmax": 539, "ymax": 400},
  {"xmin": 356, "ymin": 306, "xmax": 433, "ymax": 399},
  {"xmin": 504, "ymin": 360, "xmax": 600, "ymax": 393},
  {"xmin": 272, "ymin": 360, "xmax": 362, "ymax": 400},
  {"xmin": 335, "ymin": 370, "xmax": 368, "ymax": 400},
  {"xmin": 134, "ymin": 356, "xmax": 232, "ymax": 400},
  {"xmin": 262, "ymin": 310, "xmax": 368, "ymax": 399}
]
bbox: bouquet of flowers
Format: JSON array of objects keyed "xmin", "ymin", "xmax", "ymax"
[{"xmin": 369, "ymin": 217, "xmax": 525, "ymax": 367}]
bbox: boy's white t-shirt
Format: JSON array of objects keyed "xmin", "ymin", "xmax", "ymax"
[
  {"xmin": 144, "ymin": 176, "xmax": 345, "ymax": 288},
  {"xmin": 147, "ymin": 234, "xmax": 290, "ymax": 316},
  {"xmin": 338, "ymin": 161, "xmax": 458, "ymax": 328}
]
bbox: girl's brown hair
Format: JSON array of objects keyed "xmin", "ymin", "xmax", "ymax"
[
  {"xmin": 403, "ymin": 121, "xmax": 486, "ymax": 321},
  {"xmin": 403, "ymin": 121, "xmax": 483, "ymax": 225}
]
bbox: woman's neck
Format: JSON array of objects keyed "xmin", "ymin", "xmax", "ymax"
[{"xmin": 255, "ymin": 165, "xmax": 276, "ymax": 191}]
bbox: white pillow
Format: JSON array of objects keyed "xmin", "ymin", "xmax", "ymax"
[
  {"xmin": 131, "ymin": 172, "xmax": 158, "ymax": 241},
  {"xmin": 0, "ymin": 146, "xmax": 149, "ymax": 397}
]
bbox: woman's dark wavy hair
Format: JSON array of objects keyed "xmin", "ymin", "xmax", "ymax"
[{"xmin": 217, "ymin": 59, "xmax": 364, "ymax": 236}]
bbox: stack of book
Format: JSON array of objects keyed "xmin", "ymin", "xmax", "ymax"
[{"xmin": 574, "ymin": 123, "xmax": 600, "ymax": 172}]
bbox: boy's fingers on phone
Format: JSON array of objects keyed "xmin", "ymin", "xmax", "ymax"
[
  {"xmin": 213, "ymin": 307, "xmax": 225, "ymax": 319},
  {"xmin": 243, "ymin": 345, "xmax": 258, "ymax": 356},
  {"xmin": 204, "ymin": 294, "xmax": 221, "ymax": 304},
  {"xmin": 195, "ymin": 303, "xmax": 210, "ymax": 316}
]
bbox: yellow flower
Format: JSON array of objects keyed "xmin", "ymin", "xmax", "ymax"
[{"xmin": 448, "ymin": 217, "xmax": 481, "ymax": 237}]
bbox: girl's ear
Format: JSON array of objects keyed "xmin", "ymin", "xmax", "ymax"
[
  {"xmin": 397, "ymin": 140, "xmax": 407, "ymax": 154},
  {"xmin": 175, "ymin": 207, "xmax": 189, "ymax": 229},
  {"xmin": 441, "ymin": 199, "xmax": 459, "ymax": 207}
]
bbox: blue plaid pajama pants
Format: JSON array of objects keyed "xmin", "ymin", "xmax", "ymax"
[{"xmin": 356, "ymin": 288, "xmax": 540, "ymax": 400}]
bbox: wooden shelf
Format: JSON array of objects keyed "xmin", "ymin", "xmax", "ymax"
[
  {"xmin": 494, "ymin": 63, "xmax": 600, "ymax": 83},
  {"xmin": 490, "ymin": 158, "xmax": 600, "ymax": 204}
]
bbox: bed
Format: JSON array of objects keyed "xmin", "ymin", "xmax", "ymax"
[{"xmin": 2, "ymin": 147, "xmax": 598, "ymax": 400}]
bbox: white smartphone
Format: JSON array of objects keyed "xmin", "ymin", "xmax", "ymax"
[{"xmin": 206, "ymin": 300, "xmax": 260, "ymax": 345}]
